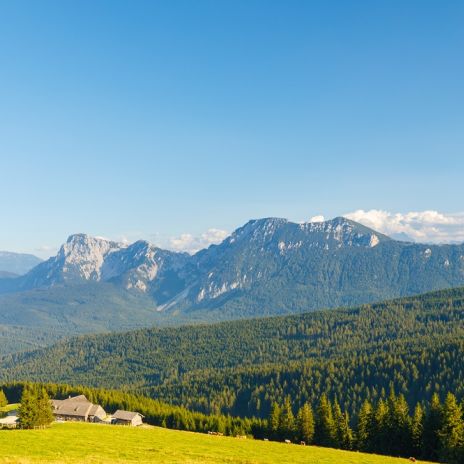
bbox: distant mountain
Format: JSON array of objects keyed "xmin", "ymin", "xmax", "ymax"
[
  {"xmin": 0, "ymin": 271, "xmax": 18, "ymax": 278},
  {"xmin": 0, "ymin": 216, "xmax": 464, "ymax": 353},
  {"xmin": 153, "ymin": 216, "xmax": 464, "ymax": 320},
  {"xmin": 390, "ymin": 232, "xmax": 415, "ymax": 242},
  {"xmin": 0, "ymin": 251, "xmax": 42, "ymax": 275},
  {"xmin": 13, "ymin": 233, "xmax": 188, "ymax": 292}
]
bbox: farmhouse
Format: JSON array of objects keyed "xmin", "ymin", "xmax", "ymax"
[
  {"xmin": 51, "ymin": 395, "xmax": 106, "ymax": 423},
  {"xmin": 112, "ymin": 410, "xmax": 144, "ymax": 426}
]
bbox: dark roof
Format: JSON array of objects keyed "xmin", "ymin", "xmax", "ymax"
[
  {"xmin": 88, "ymin": 404, "xmax": 105, "ymax": 417},
  {"xmin": 52, "ymin": 399, "xmax": 92, "ymax": 417},
  {"xmin": 112, "ymin": 410, "xmax": 144, "ymax": 421},
  {"xmin": 51, "ymin": 395, "xmax": 105, "ymax": 418},
  {"xmin": 69, "ymin": 395, "xmax": 89, "ymax": 402}
]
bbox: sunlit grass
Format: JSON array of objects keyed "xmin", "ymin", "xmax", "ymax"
[{"xmin": 0, "ymin": 422, "xmax": 436, "ymax": 464}]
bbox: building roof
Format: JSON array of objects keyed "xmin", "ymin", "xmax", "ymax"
[
  {"xmin": 52, "ymin": 400, "xmax": 92, "ymax": 418},
  {"xmin": 88, "ymin": 404, "xmax": 105, "ymax": 416},
  {"xmin": 112, "ymin": 410, "xmax": 144, "ymax": 421},
  {"xmin": 68, "ymin": 395, "xmax": 89, "ymax": 402},
  {"xmin": 51, "ymin": 395, "xmax": 104, "ymax": 418}
]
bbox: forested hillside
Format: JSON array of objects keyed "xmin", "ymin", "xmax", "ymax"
[{"xmin": 1, "ymin": 287, "xmax": 463, "ymax": 419}]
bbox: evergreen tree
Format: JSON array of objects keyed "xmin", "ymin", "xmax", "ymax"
[
  {"xmin": 389, "ymin": 393, "xmax": 412, "ymax": 456},
  {"xmin": 268, "ymin": 402, "xmax": 281, "ymax": 439},
  {"xmin": 297, "ymin": 403, "xmax": 315, "ymax": 444},
  {"xmin": 422, "ymin": 393, "xmax": 443, "ymax": 460},
  {"xmin": 357, "ymin": 399, "xmax": 374, "ymax": 451},
  {"xmin": 0, "ymin": 389, "xmax": 7, "ymax": 408},
  {"xmin": 411, "ymin": 403, "xmax": 424, "ymax": 456},
  {"xmin": 439, "ymin": 393, "xmax": 464, "ymax": 463},
  {"xmin": 279, "ymin": 396, "xmax": 296, "ymax": 440},
  {"xmin": 36, "ymin": 387, "xmax": 54, "ymax": 428},
  {"xmin": 333, "ymin": 401, "xmax": 353, "ymax": 450},
  {"xmin": 315, "ymin": 393, "xmax": 336, "ymax": 447},
  {"xmin": 18, "ymin": 385, "xmax": 39, "ymax": 429},
  {"xmin": 372, "ymin": 397, "xmax": 389, "ymax": 454}
]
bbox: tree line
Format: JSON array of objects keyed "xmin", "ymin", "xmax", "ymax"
[
  {"xmin": 149, "ymin": 337, "xmax": 464, "ymax": 420},
  {"xmin": 267, "ymin": 389, "xmax": 464, "ymax": 463},
  {"xmin": 2, "ymin": 381, "xmax": 464, "ymax": 463},
  {"xmin": 1, "ymin": 382, "xmax": 264, "ymax": 437}
]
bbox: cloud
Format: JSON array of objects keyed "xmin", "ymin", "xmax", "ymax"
[
  {"xmin": 344, "ymin": 209, "xmax": 464, "ymax": 244},
  {"xmin": 34, "ymin": 245, "xmax": 58, "ymax": 259},
  {"xmin": 309, "ymin": 215, "xmax": 325, "ymax": 223},
  {"xmin": 169, "ymin": 228, "xmax": 229, "ymax": 254}
]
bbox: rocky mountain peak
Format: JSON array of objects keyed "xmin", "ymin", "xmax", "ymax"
[{"xmin": 58, "ymin": 234, "xmax": 123, "ymax": 281}]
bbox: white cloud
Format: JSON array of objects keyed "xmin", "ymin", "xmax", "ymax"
[
  {"xmin": 344, "ymin": 209, "xmax": 464, "ymax": 244},
  {"xmin": 169, "ymin": 228, "xmax": 229, "ymax": 254},
  {"xmin": 34, "ymin": 245, "xmax": 58, "ymax": 259},
  {"xmin": 310, "ymin": 215, "xmax": 325, "ymax": 223}
]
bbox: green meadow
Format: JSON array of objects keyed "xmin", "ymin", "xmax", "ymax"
[
  {"xmin": 0, "ymin": 404, "xmax": 18, "ymax": 414},
  {"xmin": 0, "ymin": 422, "xmax": 435, "ymax": 464}
]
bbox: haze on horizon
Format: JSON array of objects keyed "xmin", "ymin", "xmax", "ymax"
[{"xmin": 1, "ymin": 1, "xmax": 463, "ymax": 257}]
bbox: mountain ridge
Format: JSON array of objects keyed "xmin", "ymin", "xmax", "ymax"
[
  {"xmin": 0, "ymin": 215, "xmax": 464, "ymax": 354},
  {"xmin": 0, "ymin": 251, "xmax": 42, "ymax": 275}
]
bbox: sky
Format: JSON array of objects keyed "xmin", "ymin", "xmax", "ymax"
[{"xmin": 1, "ymin": 0, "xmax": 463, "ymax": 257}]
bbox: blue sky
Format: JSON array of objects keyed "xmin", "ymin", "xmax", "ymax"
[{"xmin": 1, "ymin": 1, "xmax": 463, "ymax": 256}]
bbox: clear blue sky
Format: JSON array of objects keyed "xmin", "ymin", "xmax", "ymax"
[{"xmin": 1, "ymin": 0, "xmax": 463, "ymax": 256}]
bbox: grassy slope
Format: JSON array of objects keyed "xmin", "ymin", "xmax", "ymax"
[
  {"xmin": 0, "ymin": 422, "xmax": 435, "ymax": 464},
  {"xmin": 0, "ymin": 403, "xmax": 19, "ymax": 413}
]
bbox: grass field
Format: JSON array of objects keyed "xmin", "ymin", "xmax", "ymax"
[
  {"xmin": 0, "ymin": 422, "xmax": 435, "ymax": 464},
  {"xmin": 0, "ymin": 403, "xmax": 19, "ymax": 413}
]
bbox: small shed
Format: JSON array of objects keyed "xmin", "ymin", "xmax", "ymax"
[{"xmin": 112, "ymin": 410, "xmax": 144, "ymax": 426}]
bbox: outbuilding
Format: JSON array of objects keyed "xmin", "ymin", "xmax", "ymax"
[{"xmin": 112, "ymin": 410, "xmax": 144, "ymax": 426}]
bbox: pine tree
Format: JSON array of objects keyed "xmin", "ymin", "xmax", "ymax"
[
  {"xmin": 439, "ymin": 393, "xmax": 464, "ymax": 463},
  {"xmin": 315, "ymin": 393, "xmax": 336, "ymax": 447},
  {"xmin": 333, "ymin": 401, "xmax": 353, "ymax": 450},
  {"xmin": 36, "ymin": 387, "xmax": 54, "ymax": 428},
  {"xmin": 411, "ymin": 403, "xmax": 424, "ymax": 456},
  {"xmin": 297, "ymin": 403, "xmax": 315, "ymax": 444},
  {"xmin": 279, "ymin": 396, "xmax": 296, "ymax": 440},
  {"xmin": 389, "ymin": 393, "xmax": 412, "ymax": 456},
  {"xmin": 422, "ymin": 393, "xmax": 443, "ymax": 460},
  {"xmin": 18, "ymin": 385, "xmax": 39, "ymax": 429},
  {"xmin": 268, "ymin": 402, "xmax": 281, "ymax": 439},
  {"xmin": 0, "ymin": 389, "xmax": 7, "ymax": 408},
  {"xmin": 357, "ymin": 399, "xmax": 374, "ymax": 451},
  {"xmin": 372, "ymin": 397, "xmax": 389, "ymax": 454}
]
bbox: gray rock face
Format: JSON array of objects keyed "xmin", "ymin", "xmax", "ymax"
[{"xmin": 1, "ymin": 217, "xmax": 464, "ymax": 324}]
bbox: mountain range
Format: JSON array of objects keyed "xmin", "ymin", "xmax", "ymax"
[
  {"xmin": 0, "ymin": 251, "xmax": 42, "ymax": 276},
  {"xmin": 0, "ymin": 216, "xmax": 464, "ymax": 353}
]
